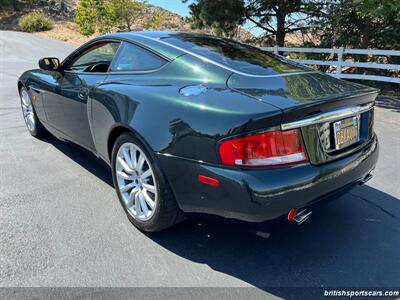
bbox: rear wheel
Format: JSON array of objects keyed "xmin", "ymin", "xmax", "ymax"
[
  {"xmin": 111, "ymin": 133, "xmax": 184, "ymax": 232},
  {"xmin": 20, "ymin": 87, "xmax": 47, "ymax": 137}
]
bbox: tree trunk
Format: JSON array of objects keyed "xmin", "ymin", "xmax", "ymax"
[
  {"xmin": 276, "ymin": 6, "xmax": 286, "ymax": 47},
  {"xmin": 276, "ymin": 30, "xmax": 285, "ymax": 48}
]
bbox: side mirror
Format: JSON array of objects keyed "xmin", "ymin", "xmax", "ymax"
[{"xmin": 39, "ymin": 57, "xmax": 61, "ymax": 71}]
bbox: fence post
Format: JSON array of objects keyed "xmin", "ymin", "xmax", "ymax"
[
  {"xmin": 336, "ymin": 47, "xmax": 344, "ymax": 78},
  {"xmin": 274, "ymin": 45, "xmax": 279, "ymax": 55}
]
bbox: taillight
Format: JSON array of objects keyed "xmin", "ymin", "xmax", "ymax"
[{"xmin": 218, "ymin": 129, "xmax": 308, "ymax": 167}]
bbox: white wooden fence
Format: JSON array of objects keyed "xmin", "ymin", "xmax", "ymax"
[{"xmin": 262, "ymin": 46, "xmax": 400, "ymax": 84}]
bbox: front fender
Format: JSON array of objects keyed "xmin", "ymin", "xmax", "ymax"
[{"xmin": 17, "ymin": 70, "xmax": 50, "ymax": 123}]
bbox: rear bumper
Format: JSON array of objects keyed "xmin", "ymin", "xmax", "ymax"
[{"xmin": 158, "ymin": 135, "xmax": 379, "ymax": 222}]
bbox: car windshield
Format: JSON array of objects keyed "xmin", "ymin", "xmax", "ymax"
[{"xmin": 162, "ymin": 34, "xmax": 304, "ymax": 75}]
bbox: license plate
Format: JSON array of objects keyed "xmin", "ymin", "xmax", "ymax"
[{"xmin": 333, "ymin": 116, "xmax": 360, "ymax": 150}]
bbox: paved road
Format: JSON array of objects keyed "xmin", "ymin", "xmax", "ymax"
[{"xmin": 0, "ymin": 31, "xmax": 399, "ymax": 297}]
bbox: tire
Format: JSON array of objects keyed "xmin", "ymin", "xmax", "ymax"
[
  {"xmin": 19, "ymin": 87, "xmax": 47, "ymax": 137},
  {"xmin": 111, "ymin": 132, "xmax": 184, "ymax": 232}
]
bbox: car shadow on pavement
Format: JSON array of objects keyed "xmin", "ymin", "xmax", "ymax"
[
  {"xmin": 147, "ymin": 185, "xmax": 400, "ymax": 295},
  {"xmin": 376, "ymin": 95, "xmax": 400, "ymax": 113},
  {"xmin": 41, "ymin": 135, "xmax": 400, "ymax": 296},
  {"xmin": 40, "ymin": 136, "xmax": 114, "ymax": 187}
]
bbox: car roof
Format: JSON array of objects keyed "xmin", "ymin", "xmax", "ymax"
[
  {"xmin": 98, "ymin": 31, "xmax": 221, "ymax": 61},
  {"xmin": 101, "ymin": 31, "xmax": 208, "ymax": 40},
  {"xmin": 97, "ymin": 31, "xmax": 309, "ymax": 78}
]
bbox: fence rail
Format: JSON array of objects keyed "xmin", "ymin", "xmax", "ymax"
[{"xmin": 262, "ymin": 46, "xmax": 400, "ymax": 84}]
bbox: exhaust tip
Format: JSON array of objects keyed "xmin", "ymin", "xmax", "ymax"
[
  {"xmin": 359, "ymin": 173, "xmax": 373, "ymax": 185},
  {"xmin": 293, "ymin": 209, "xmax": 312, "ymax": 225},
  {"xmin": 288, "ymin": 208, "xmax": 312, "ymax": 225}
]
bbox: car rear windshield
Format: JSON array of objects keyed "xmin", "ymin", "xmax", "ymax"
[{"xmin": 162, "ymin": 34, "xmax": 304, "ymax": 75}]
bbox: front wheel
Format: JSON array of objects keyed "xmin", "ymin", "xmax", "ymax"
[
  {"xmin": 19, "ymin": 87, "xmax": 47, "ymax": 137},
  {"xmin": 111, "ymin": 133, "xmax": 184, "ymax": 232}
]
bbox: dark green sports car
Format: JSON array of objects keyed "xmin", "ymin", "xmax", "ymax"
[{"xmin": 18, "ymin": 31, "xmax": 379, "ymax": 231}]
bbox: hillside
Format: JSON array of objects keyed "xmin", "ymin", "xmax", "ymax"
[{"xmin": 0, "ymin": 0, "xmax": 254, "ymax": 45}]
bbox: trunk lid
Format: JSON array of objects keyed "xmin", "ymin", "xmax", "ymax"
[
  {"xmin": 227, "ymin": 72, "xmax": 377, "ymax": 122},
  {"xmin": 227, "ymin": 72, "xmax": 379, "ymax": 165}
]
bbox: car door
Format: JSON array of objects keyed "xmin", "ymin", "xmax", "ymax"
[
  {"xmin": 90, "ymin": 41, "xmax": 169, "ymax": 159},
  {"xmin": 43, "ymin": 41, "xmax": 120, "ymax": 150}
]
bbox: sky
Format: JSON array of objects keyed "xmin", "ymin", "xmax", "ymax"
[
  {"xmin": 147, "ymin": 0, "xmax": 262, "ymax": 36},
  {"xmin": 147, "ymin": 0, "xmax": 193, "ymax": 17}
]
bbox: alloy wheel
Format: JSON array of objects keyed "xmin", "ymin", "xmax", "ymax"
[
  {"xmin": 20, "ymin": 89, "xmax": 35, "ymax": 132},
  {"xmin": 115, "ymin": 142, "xmax": 158, "ymax": 221}
]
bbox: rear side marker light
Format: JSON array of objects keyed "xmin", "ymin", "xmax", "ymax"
[
  {"xmin": 197, "ymin": 175, "xmax": 220, "ymax": 187},
  {"xmin": 288, "ymin": 208, "xmax": 297, "ymax": 221},
  {"xmin": 219, "ymin": 129, "xmax": 308, "ymax": 167}
]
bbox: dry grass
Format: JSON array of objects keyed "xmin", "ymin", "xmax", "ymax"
[{"xmin": 33, "ymin": 21, "xmax": 91, "ymax": 46}]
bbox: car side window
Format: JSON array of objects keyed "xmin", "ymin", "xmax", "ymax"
[
  {"xmin": 110, "ymin": 43, "xmax": 166, "ymax": 72},
  {"xmin": 65, "ymin": 42, "xmax": 120, "ymax": 73}
]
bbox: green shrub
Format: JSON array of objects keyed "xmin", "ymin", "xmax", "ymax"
[{"xmin": 18, "ymin": 12, "xmax": 54, "ymax": 33}]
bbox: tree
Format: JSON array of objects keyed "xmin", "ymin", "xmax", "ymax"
[
  {"xmin": 185, "ymin": 0, "xmax": 246, "ymax": 37},
  {"xmin": 75, "ymin": 0, "xmax": 158, "ymax": 36},
  {"xmin": 315, "ymin": 0, "xmax": 400, "ymax": 50},
  {"xmin": 75, "ymin": 0, "xmax": 107, "ymax": 36},
  {"xmin": 311, "ymin": 0, "xmax": 400, "ymax": 82},
  {"xmin": 185, "ymin": 0, "xmax": 328, "ymax": 46},
  {"xmin": 105, "ymin": 0, "xmax": 147, "ymax": 32}
]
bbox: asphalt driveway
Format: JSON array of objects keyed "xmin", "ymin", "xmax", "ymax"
[{"xmin": 0, "ymin": 31, "xmax": 399, "ymax": 297}]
